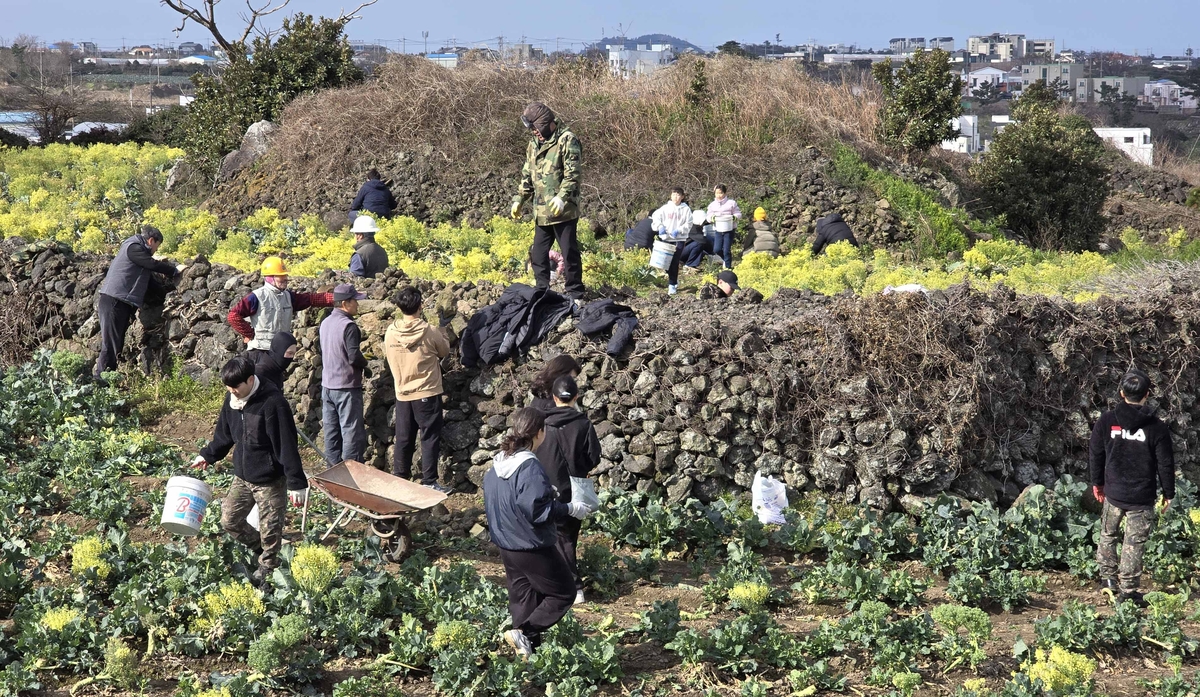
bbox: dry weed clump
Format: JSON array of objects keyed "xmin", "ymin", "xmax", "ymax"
[
  {"xmin": 1156, "ymin": 145, "xmax": 1200, "ymax": 187},
  {"xmin": 259, "ymin": 55, "xmax": 880, "ymax": 221}
]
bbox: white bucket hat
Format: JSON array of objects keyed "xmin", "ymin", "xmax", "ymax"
[{"xmin": 351, "ymin": 216, "xmax": 380, "ymax": 234}]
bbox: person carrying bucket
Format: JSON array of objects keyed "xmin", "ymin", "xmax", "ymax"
[
  {"xmin": 706, "ymin": 184, "xmax": 742, "ymax": 269},
  {"xmin": 650, "ymin": 187, "xmax": 693, "ymax": 296},
  {"xmin": 192, "ymin": 354, "xmax": 309, "ymax": 587}
]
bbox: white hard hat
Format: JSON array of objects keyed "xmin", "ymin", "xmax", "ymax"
[
  {"xmin": 692, "ymin": 210, "xmax": 707, "ymax": 226},
  {"xmin": 351, "ymin": 216, "xmax": 380, "ymax": 234}
]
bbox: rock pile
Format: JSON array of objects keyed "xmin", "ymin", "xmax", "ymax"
[{"xmin": 5, "ymin": 240, "xmax": 1200, "ymax": 509}]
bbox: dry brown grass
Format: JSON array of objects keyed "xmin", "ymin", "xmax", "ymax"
[
  {"xmin": 1156, "ymin": 142, "xmax": 1200, "ymax": 187},
  {"xmin": 266, "ymin": 55, "xmax": 881, "ymax": 212}
]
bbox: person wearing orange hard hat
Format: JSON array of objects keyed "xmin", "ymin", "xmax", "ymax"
[{"xmin": 227, "ymin": 256, "xmax": 334, "ymax": 366}]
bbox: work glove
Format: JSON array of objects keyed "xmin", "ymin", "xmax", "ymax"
[
  {"xmin": 191, "ymin": 455, "xmax": 209, "ymax": 470},
  {"xmin": 549, "ymin": 196, "xmax": 565, "ymax": 216},
  {"xmin": 1160, "ymin": 497, "xmax": 1172, "ymax": 512},
  {"xmin": 288, "ymin": 489, "xmax": 309, "ymax": 507},
  {"xmin": 567, "ymin": 501, "xmax": 595, "ymax": 520},
  {"xmin": 510, "ymin": 201, "xmax": 522, "ymax": 219},
  {"xmin": 1092, "ymin": 485, "xmax": 1105, "ymax": 503}
]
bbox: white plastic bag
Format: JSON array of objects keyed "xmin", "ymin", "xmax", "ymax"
[
  {"xmin": 751, "ymin": 472, "xmax": 788, "ymax": 525},
  {"xmin": 247, "ymin": 503, "xmax": 260, "ymax": 531},
  {"xmin": 570, "ymin": 476, "xmax": 600, "ymax": 512}
]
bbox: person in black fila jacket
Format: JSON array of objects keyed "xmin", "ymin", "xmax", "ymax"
[
  {"xmin": 535, "ymin": 375, "xmax": 602, "ymax": 604},
  {"xmin": 193, "ymin": 355, "xmax": 309, "ymax": 587},
  {"xmin": 484, "ymin": 408, "xmax": 595, "ymax": 661},
  {"xmin": 1088, "ymin": 368, "xmax": 1175, "ymax": 606}
]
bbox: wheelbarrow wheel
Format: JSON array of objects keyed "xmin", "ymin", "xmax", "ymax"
[{"xmin": 371, "ymin": 519, "xmax": 412, "ymax": 562}]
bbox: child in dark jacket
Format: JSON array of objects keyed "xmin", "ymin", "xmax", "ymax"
[
  {"xmin": 483, "ymin": 408, "xmax": 594, "ymax": 660},
  {"xmin": 534, "ymin": 376, "xmax": 602, "ymax": 603},
  {"xmin": 1089, "ymin": 368, "xmax": 1175, "ymax": 605},
  {"xmin": 193, "ymin": 355, "xmax": 308, "ymax": 587}
]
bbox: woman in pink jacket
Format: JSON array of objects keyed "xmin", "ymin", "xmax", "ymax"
[{"xmin": 706, "ymin": 184, "xmax": 742, "ymax": 269}]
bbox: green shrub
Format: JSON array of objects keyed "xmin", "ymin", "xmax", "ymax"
[{"xmin": 872, "ymin": 49, "xmax": 963, "ymax": 157}]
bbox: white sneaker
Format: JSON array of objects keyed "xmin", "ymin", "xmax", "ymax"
[
  {"xmin": 574, "ymin": 590, "xmax": 586, "ymax": 605},
  {"xmin": 504, "ymin": 629, "xmax": 534, "ymax": 660},
  {"xmin": 668, "ymin": 285, "xmax": 677, "ymax": 296}
]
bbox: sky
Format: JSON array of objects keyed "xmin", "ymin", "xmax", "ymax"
[{"xmin": 1, "ymin": 0, "xmax": 1197, "ymax": 56}]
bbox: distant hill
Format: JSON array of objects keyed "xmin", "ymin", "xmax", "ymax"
[{"xmin": 592, "ymin": 34, "xmax": 705, "ymax": 55}]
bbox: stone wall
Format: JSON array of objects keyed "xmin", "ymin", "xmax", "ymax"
[{"xmin": 6, "ymin": 237, "xmax": 1200, "ymax": 510}]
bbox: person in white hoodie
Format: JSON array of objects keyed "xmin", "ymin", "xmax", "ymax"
[
  {"xmin": 483, "ymin": 408, "xmax": 594, "ymax": 660},
  {"xmin": 650, "ymin": 187, "xmax": 693, "ymax": 295}
]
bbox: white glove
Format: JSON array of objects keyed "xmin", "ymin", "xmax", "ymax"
[
  {"xmin": 706, "ymin": 213, "xmax": 715, "ymax": 223},
  {"xmin": 567, "ymin": 501, "xmax": 595, "ymax": 520},
  {"xmin": 510, "ymin": 200, "xmax": 522, "ymax": 219},
  {"xmin": 549, "ymin": 196, "xmax": 565, "ymax": 216},
  {"xmin": 288, "ymin": 489, "xmax": 309, "ymax": 507},
  {"xmin": 191, "ymin": 455, "xmax": 208, "ymax": 470}
]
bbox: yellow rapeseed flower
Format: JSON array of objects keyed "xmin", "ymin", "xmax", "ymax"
[
  {"xmin": 1025, "ymin": 646, "xmax": 1096, "ymax": 693},
  {"xmin": 70, "ymin": 536, "xmax": 113, "ymax": 580},
  {"xmin": 41, "ymin": 606, "xmax": 81, "ymax": 631},
  {"xmin": 290, "ymin": 544, "xmax": 340, "ymax": 595},
  {"xmin": 728, "ymin": 582, "xmax": 771, "ymax": 610}
]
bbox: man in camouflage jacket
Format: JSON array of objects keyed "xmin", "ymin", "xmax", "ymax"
[{"xmin": 511, "ymin": 102, "xmax": 585, "ymax": 299}]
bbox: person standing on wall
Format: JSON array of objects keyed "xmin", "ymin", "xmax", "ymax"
[
  {"xmin": 348, "ymin": 216, "xmax": 390, "ymax": 279},
  {"xmin": 511, "ymin": 102, "xmax": 585, "ymax": 300},
  {"xmin": 484, "ymin": 407, "xmax": 595, "ymax": 660},
  {"xmin": 534, "ymin": 375, "xmax": 602, "ymax": 605},
  {"xmin": 319, "ymin": 284, "xmax": 369, "ymax": 465},
  {"xmin": 227, "ymin": 257, "xmax": 333, "ymax": 366},
  {"xmin": 94, "ymin": 225, "xmax": 180, "ymax": 378},
  {"xmin": 1089, "ymin": 368, "xmax": 1175, "ymax": 607},
  {"xmin": 384, "ymin": 286, "xmax": 452, "ymax": 494},
  {"xmin": 192, "ymin": 354, "xmax": 308, "ymax": 587}
]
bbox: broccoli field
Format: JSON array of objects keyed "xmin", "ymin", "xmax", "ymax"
[{"xmin": 2, "ymin": 351, "xmax": 1200, "ymax": 697}]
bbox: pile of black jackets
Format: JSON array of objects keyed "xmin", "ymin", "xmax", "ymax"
[{"xmin": 460, "ymin": 284, "xmax": 576, "ymax": 367}]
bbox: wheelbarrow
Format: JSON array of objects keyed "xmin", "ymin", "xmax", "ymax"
[{"xmin": 301, "ymin": 460, "xmax": 448, "ymax": 562}]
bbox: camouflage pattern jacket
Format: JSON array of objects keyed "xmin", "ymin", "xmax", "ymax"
[{"xmin": 514, "ymin": 126, "xmax": 582, "ymax": 225}]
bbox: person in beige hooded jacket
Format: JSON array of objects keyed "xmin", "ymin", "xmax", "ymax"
[{"xmin": 384, "ymin": 286, "xmax": 452, "ymax": 492}]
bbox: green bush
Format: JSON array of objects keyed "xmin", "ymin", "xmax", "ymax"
[
  {"xmin": 973, "ymin": 81, "xmax": 1111, "ymax": 252},
  {"xmin": 872, "ymin": 49, "xmax": 963, "ymax": 157}
]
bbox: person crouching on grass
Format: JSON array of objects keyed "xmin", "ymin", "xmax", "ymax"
[
  {"xmin": 1089, "ymin": 368, "xmax": 1175, "ymax": 606},
  {"xmin": 192, "ymin": 354, "xmax": 308, "ymax": 587},
  {"xmin": 483, "ymin": 407, "xmax": 595, "ymax": 660}
]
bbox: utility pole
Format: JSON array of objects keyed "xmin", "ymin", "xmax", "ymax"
[{"xmin": 422, "ymin": 31, "xmax": 428, "ymax": 56}]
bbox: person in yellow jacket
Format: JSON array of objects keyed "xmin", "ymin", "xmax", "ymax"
[
  {"xmin": 384, "ymin": 286, "xmax": 452, "ymax": 493},
  {"xmin": 511, "ymin": 102, "xmax": 585, "ymax": 300}
]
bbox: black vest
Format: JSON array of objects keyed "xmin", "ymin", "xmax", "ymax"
[{"xmin": 354, "ymin": 240, "xmax": 390, "ymax": 279}]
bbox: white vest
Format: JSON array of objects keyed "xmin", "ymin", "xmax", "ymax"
[{"xmin": 249, "ymin": 284, "xmax": 293, "ymax": 351}]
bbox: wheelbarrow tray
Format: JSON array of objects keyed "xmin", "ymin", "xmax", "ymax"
[{"xmin": 312, "ymin": 460, "xmax": 447, "ymax": 516}]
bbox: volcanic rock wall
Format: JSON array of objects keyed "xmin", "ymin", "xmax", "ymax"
[{"xmin": 5, "ymin": 237, "xmax": 1200, "ymax": 509}]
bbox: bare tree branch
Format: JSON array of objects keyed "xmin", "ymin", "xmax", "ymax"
[
  {"xmin": 237, "ymin": 0, "xmax": 292, "ymax": 45},
  {"xmin": 336, "ymin": 0, "xmax": 379, "ymax": 23},
  {"xmin": 161, "ymin": 0, "xmax": 234, "ymax": 52}
]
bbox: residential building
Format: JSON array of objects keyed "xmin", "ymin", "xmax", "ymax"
[
  {"xmin": 941, "ymin": 115, "xmax": 980, "ymax": 154},
  {"xmin": 1151, "ymin": 57, "xmax": 1194, "ymax": 70},
  {"xmin": 506, "ymin": 43, "xmax": 544, "ymax": 63},
  {"xmin": 79, "ymin": 41, "xmax": 97, "ymax": 54},
  {"xmin": 129, "ymin": 45, "xmax": 154, "ymax": 57},
  {"xmin": 426, "ymin": 53, "xmax": 459, "ymax": 68},
  {"xmin": 1143, "ymin": 79, "xmax": 1199, "ymax": 110},
  {"xmin": 931, "ymin": 37, "xmax": 955, "ymax": 51},
  {"xmin": 178, "ymin": 41, "xmax": 205, "ymax": 55},
  {"xmin": 1075, "ymin": 76, "xmax": 1148, "ymax": 103},
  {"xmin": 965, "ymin": 66, "xmax": 1012, "ymax": 91},
  {"xmin": 1093, "ymin": 127, "xmax": 1153, "ymax": 165},
  {"xmin": 968, "ymin": 33, "xmax": 1025, "ymax": 61},
  {"xmin": 607, "ymin": 43, "xmax": 674, "ymax": 77},
  {"xmin": 889, "ymin": 38, "xmax": 907, "ymax": 53},
  {"xmin": 1025, "ymin": 39, "xmax": 1055, "ymax": 58},
  {"xmin": 1020, "ymin": 63, "xmax": 1085, "ymax": 93}
]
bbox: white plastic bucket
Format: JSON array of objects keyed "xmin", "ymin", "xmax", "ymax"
[
  {"xmin": 703, "ymin": 224, "xmax": 717, "ymax": 248},
  {"xmin": 161, "ymin": 476, "xmax": 213, "ymax": 536},
  {"xmin": 714, "ymin": 215, "xmax": 736, "ymax": 233},
  {"xmin": 650, "ymin": 240, "xmax": 676, "ymax": 270}
]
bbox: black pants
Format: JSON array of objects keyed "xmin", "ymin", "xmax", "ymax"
[
  {"xmin": 666, "ymin": 241, "xmax": 687, "ymax": 285},
  {"xmin": 393, "ymin": 397, "xmax": 443, "ymax": 485},
  {"xmin": 499, "ymin": 546, "xmax": 575, "ymax": 646},
  {"xmin": 95, "ymin": 294, "xmax": 136, "ymax": 377},
  {"xmin": 531, "ymin": 219, "xmax": 584, "ymax": 298},
  {"xmin": 556, "ymin": 516, "xmax": 583, "ymax": 591}
]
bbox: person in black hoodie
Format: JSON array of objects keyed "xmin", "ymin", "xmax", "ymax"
[
  {"xmin": 1088, "ymin": 368, "xmax": 1175, "ymax": 605},
  {"xmin": 535, "ymin": 375, "xmax": 602, "ymax": 604},
  {"xmin": 484, "ymin": 408, "xmax": 594, "ymax": 660},
  {"xmin": 811, "ymin": 212, "xmax": 859, "ymax": 256},
  {"xmin": 192, "ymin": 355, "xmax": 309, "ymax": 586},
  {"xmin": 349, "ymin": 169, "xmax": 396, "ymax": 221},
  {"xmin": 529, "ymin": 354, "xmax": 581, "ymax": 412},
  {"xmin": 254, "ymin": 332, "xmax": 297, "ymax": 391}
]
